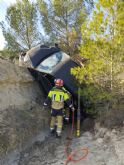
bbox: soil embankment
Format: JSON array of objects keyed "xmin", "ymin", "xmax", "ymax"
[
  {"xmin": 3, "ymin": 122, "xmax": 124, "ymax": 165},
  {"xmin": 0, "ymin": 58, "xmax": 50, "ymax": 158},
  {"xmin": 0, "ymin": 58, "xmax": 124, "ymax": 165}
]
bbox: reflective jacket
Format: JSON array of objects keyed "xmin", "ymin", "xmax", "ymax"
[{"xmin": 44, "ymin": 86, "xmax": 72, "ymax": 109}]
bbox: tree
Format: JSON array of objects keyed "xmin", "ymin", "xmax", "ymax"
[
  {"xmin": 37, "ymin": 0, "xmax": 88, "ymax": 55},
  {"xmin": 0, "ymin": 0, "xmax": 43, "ymax": 54},
  {"xmin": 71, "ymin": 0, "xmax": 124, "ymax": 113}
]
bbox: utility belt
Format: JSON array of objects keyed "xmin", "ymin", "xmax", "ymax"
[{"xmin": 51, "ymin": 101, "xmax": 64, "ymax": 110}]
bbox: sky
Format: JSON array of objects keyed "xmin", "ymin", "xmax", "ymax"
[
  {"xmin": 0, "ymin": 0, "xmax": 39, "ymax": 50},
  {"xmin": 0, "ymin": 0, "xmax": 96, "ymax": 50},
  {"xmin": 0, "ymin": 0, "xmax": 17, "ymax": 50}
]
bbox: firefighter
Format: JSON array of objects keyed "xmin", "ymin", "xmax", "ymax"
[{"xmin": 43, "ymin": 78, "xmax": 75, "ymax": 137}]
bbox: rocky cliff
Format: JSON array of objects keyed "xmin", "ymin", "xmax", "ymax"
[{"xmin": 0, "ymin": 58, "xmax": 49, "ymax": 156}]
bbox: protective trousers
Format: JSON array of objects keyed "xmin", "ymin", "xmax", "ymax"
[{"xmin": 50, "ymin": 109, "xmax": 63, "ymax": 136}]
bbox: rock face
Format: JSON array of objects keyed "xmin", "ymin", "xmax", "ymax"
[
  {"xmin": 0, "ymin": 59, "xmax": 39, "ymax": 110},
  {"xmin": 0, "ymin": 59, "xmax": 50, "ymax": 156}
]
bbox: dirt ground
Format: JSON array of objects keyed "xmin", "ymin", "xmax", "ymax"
[{"xmin": 1, "ymin": 121, "xmax": 124, "ymax": 165}]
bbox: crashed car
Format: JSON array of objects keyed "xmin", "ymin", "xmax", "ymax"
[{"xmin": 24, "ymin": 44, "xmax": 85, "ymax": 107}]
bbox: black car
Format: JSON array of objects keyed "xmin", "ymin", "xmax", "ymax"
[{"xmin": 24, "ymin": 44, "xmax": 86, "ymax": 110}]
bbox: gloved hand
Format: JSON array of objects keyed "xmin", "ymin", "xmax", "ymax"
[
  {"xmin": 43, "ymin": 102, "xmax": 48, "ymax": 106},
  {"xmin": 71, "ymin": 106, "xmax": 75, "ymax": 112},
  {"xmin": 43, "ymin": 103, "xmax": 48, "ymax": 110}
]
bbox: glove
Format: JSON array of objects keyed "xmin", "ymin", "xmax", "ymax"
[
  {"xmin": 42, "ymin": 103, "xmax": 48, "ymax": 110},
  {"xmin": 43, "ymin": 102, "xmax": 48, "ymax": 106},
  {"xmin": 71, "ymin": 106, "xmax": 75, "ymax": 112}
]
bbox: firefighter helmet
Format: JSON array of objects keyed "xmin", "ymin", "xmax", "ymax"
[{"xmin": 54, "ymin": 79, "xmax": 64, "ymax": 87}]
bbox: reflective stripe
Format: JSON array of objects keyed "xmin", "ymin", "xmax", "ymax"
[
  {"xmin": 52, "ymin": 94, "xmax": 56, "ymax": 101},
  {"xmin": 60, "ymin": 95, "xmax": 64, "ymax": 102},
  {"xmin": 48, "ymin": 88, "xmax": 69, "ymax": 102}
]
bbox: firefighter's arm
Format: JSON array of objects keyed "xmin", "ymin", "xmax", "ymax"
[
  {"xmin": 69, "ymin": 104, "xmax": 75, "ymax": 111},
  {"xmin": 43, "ymin": 91, "xmax": 52, "ymax": 106},
  {"xmin": 62, "ymin": 87, "xmax": 71, "ymax": 97},
  {"xmin": 64, "ymin": 93, "xmax": 75, "ymax": 111}
]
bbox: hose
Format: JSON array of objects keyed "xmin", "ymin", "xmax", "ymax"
[{"xmin": 64, "ymin": 111, "xmax": 89, "ymax": 165}]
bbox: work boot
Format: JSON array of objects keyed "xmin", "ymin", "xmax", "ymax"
[
  {"xmin": 56, "ymin": 132, "xmax": 61, "ymax": 138},
  {"xmin": 64, "ymin": 117, "xmax": 69, "ymax": 125},
  {"xmin": 50, "ymin": 128, "xmax": 55, "ymax": 134}
]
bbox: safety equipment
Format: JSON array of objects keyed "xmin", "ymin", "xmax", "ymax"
[
  {"xmin": 50, "ymin": 110, "xmax": 63, "ymax": 137},
  {"xmin": 52, "ymin": 101, "xmax": 64, "ymax": 109},
  {"xmin": 54, "ymin": 79, "xmax": 64, "ymax": 87},
  {"xmin": 69, "ymin": 104, "xmax": 75, "ymax": 111},
  {"xmin": 64, "ymin": 110, "xmax": 89, "ymax": 165},
  {"xmin": 42, "ymin": 103, "xmax": 48, "ymax": 110},
  {"xmin": 71, "ymin": 106, "xmax": 75, "ymax": 112},
  {"xmin": 50, "ymin": 127, "xmax": 55, "ymax": 134},
  {"xmin": 43, "ymin": 102, "xmax": 48, "ymax": 106},
  {"xmin": 77, "ymin": 87, "xmax": 81, "ymax": 137},
  {"xmin": 48, "ymin": 88, "xmax": 69, "ymax": 109},
  {"xmin": 44, "ymin": 85, "xmax": 75, "ymax": 138}
]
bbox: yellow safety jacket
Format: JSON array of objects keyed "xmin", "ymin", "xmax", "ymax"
[{"xmin": 48, "ymin": 87, "xmax": 70, "ymax": 109}]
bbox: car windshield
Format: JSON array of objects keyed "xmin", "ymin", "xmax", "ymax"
[{"xmin": 36, "ymin": 51, "xmax": 70, "ymax": 73}]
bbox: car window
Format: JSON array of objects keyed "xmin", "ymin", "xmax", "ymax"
[{"xmin": 36, "ymin": 51, "xmax": 70, "ymax": 73}]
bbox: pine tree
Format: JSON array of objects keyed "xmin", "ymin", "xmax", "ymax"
[
  {"xmin": 0, "ymin": 0, "xmax": 42, "ymax": 53},
  {"xmin": 71, "ymin": 0, "xmax": 124, "ymax": 113},
  {"xmin": 37, "ymin": 0, "xmax": 88, "ymax": 55}
]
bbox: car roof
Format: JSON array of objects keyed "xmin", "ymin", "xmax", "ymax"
[{"xmin": 26, "ymin": 45, "xmax": 61, "ymax": 68}]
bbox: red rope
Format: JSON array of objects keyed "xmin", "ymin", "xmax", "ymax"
[{"xmin": 64, "ymin": 111, "xmax": 89, "ymax": 165}]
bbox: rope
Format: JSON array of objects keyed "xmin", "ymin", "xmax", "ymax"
[{"xmin": 64, "ymin": 111, "xmax": 89, "ymax": 165}]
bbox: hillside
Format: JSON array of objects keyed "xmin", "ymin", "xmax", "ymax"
[
  {"xmin": 0, "ymin": 58, "xmax": 50, "ymax": 158},
  {"xmin": 0, "ymin": 58, "xmax": 124, "ymax": 165}
]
